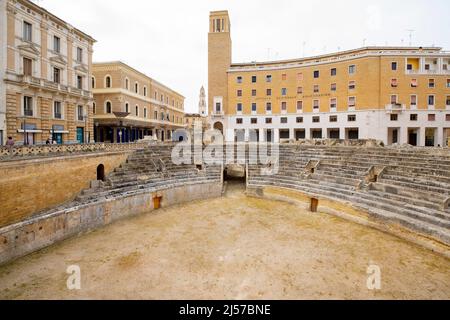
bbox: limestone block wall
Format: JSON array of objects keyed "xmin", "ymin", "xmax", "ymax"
[
  {"xmin": 0, "ymin": 152, "xmax": 130, "ymax": 227},
  {"xmin": 0, "ymin": 181, "xmax": 223, "ymax": 265}
]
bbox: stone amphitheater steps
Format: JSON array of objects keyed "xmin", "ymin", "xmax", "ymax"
[
  {"xmin": 247, "ymin": 179, "xmax": 450, "ymax": 244},
  {"xmin": 376, "ymin": 178, "xmax": 450, "ymax": 197}
]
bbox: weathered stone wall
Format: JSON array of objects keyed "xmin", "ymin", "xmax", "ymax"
[
  {"xmin": 0, "ymin": 181, "xmax": 223, "ymax": 265},
  {"xmin": 0, "ymin": 152, "xmax": 130, "ymax": 227}
]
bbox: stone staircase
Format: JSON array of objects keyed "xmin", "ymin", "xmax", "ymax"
[{"xmin": 248, "ymin": 145, "xmax": 450, "ymax": 245}]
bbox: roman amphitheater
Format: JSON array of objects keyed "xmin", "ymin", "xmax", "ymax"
[{"xmin": 0, "ymin": 140, "xmax": 449, "ymax": 300}]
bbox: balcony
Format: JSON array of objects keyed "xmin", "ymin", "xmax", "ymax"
[{"xmin": 385, "ymin": 103, "xmax": 406, "ymax": 114}]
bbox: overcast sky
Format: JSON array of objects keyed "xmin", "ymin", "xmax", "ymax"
[{"xmin": 36, "ymin": 0, "xmax": 450, "ymax": 113}]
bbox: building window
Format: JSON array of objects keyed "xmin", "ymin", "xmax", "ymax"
[
  {"xmin": 446, "ymin": 114, "xmax": 450, "ymax": 121},
  {"xmin": 280, "ymin": 117, "xmax": 288, "ymax": 124},
  {"xmin": 77, "ymin": 47, "xmax": 83, "ymax": 63},
  {"xmin": 77, "ymin": 75, "xmax": 83, "ymax": 89},
  {"xmin": 411, "ymin": 79, "xmax": 418, "ymax": 88},
  {"xmin": 77, "ymin": 105, "xmax": 84, "ymax": 121},
  {"xmin": 93, "ymin": 102, "xmax": 96, "ymax": 114},
  {"xmin": 53, "ymin": 67, "xmax": 60, "ymax": 84},
  {"xmin": 410, "ymin": 114, "xmax": 418, "ymax": 121},
  {"xmin": 391, "ymin": 79, "xmax": 398, "ymax": 87},
  {"xmin": 330, "ymin": 98, "xmax": 337, "ymax": 109},
  {"xmin": 447, "ymin": 79, "xmax": 450, "ymax": 88},
  {"xmin": 23, "ymin": 57, "xmax": 32, "ymax": 76},
  {"xmin": 236, "ymin": 118, "xmax": 243, "ymax": 124},
  {"xmin": 252, "ymin": 89, "xmax": 257, "ymax": 97},
  {"xmin": 428, "ymin": 95, "xmax": 435, "ymax": 106},
  {"xmin": 125, "ymin": 78, "xmax": 129, "ymax": 90},
  {"xmin": 236, "ymin": 103, "xmax": 243, "ymax": 112},
  {"xmin": 237, "ymin": 76, "xmax": 242, "ymax": 84},
  {"xmin": 348, "ymin": 96, "xmax": 356, "ymax": 108},
  {"xmin": 282, "ymin": 74, "xmax": 287, "ymax": 81},
  {"xmin": 329, "ymin": 115, "xmax": 337, "ymax": 122},
  {"xmin": 390, "ymin": 114, "xmax": 398, "ymax": 121},
  {"xmin": 312, "ymin": 116, "xmax": 320, "ymax": 123},
  {"xmin": 252, "ymin": 75, "xmax": 257, "ymax": 83},
  {"xmin": 92, "ymin": 77, "xmax": 95, "ymax": 89},
  {"xmin": 390, "ymin": 95, "xmax": 398, "ymax": 105},
  {"xmin": 106, "ymin": 101, "xmax": 112, "ymax": 114},
  {"xmin": 144, "ymin": 87, "xmax": 147, "ymax": 97},
  {"xmin": 407, "ymin": 64, "xmax": 413, "ymax": 70},
  {"xmin": 349, "ymin": 65, "xmax": 356, "ymax": 74},
  {"xmin": 313, "ymin": 85, "xmax": 319, "ymax": 93},
  {"xmin": 428, "ymin": 114, "xmax": 436, "ymax": 121},
  {"xmin": 425, "ymin": 64, "xmax": 430, "ymax": 71},
  {"xmin": 266, "ymin": 89, "xmax": 272, "ymax": 96},
  {"xmin": 265, "ymin": 118, "xmax": 272, "ymax": 124},
  {"xmin": 331, "ymin": 68, "xmax": 337, "ymax": 76},
  {"xmin": 54, "ymin": 101, "xmax": 62, "ymax": 119},
  {"xmin": 237, "ymin": 90, "xmax": 242, "ymax": 97},
  {"xmin": 23, "ymin": 21, "xmax": 32, "ymax": 42},
  {"xmin": 134, "ymin": 106, "xmax": 139, "ymax": 116},
  {"xmin": 313, "ymin": 70, "xmax": 319, "ymax": 78},
  {"xmin": 106, "ymin": 76, "xmax": 111, "ymax": 88},
  {"xmin": 296, "ymin": 117, "xmax": 303, "ymax": 123},
  {"xmin": 330, "ymin": 83, "xmax": 337, "ymax": 92},
  {"xmin": 251, "ymin": 118, "xmax": 257, "ymax": 124},
  {"xmin": 154, "ymin": 111, "xmax": 158, "ymax": 119},
  {"xmin": 23, "ymin": 96, "xmax": 33, "ymax": 117},
  {"xmin": 281, "ymin": 88, "xmax": 287, "ymax": 96},
  {"xmin": 446, "ymin": 96, "xmax": 450, "ymax": 106},
  {"xmin": 135, "ymin": 83, "xmax": 139, "ymax": 94},
  {"xmin": 391, "ymin": 62, "xmax": 397, "ymax": 71},
  {"xmin": 411, "ymin": 95, "xmax": 417, "ymax": 106},
  {"xmin": 348, "ymin": 115, "xmax": 356, "ymax": 122},
  {"xmin": 313, "ymin": 100, "xmax": 319, "ymax": 109},
  {"xmin": 348, "ymin": 81, "xmax": 356, "ymax": 90},
  {"xmin": 297, "ymin": 73, "xmax": 303, "ymax": 81},
  {"xmin": 53, "ymin": 36, "xmax": 60, "ymax": 53},
  {"xmin": 281, "ymin": 102, "xmax": 287, "ymax": 111},
  {"xmin": 252, "ymin": 103, "xmax": 257, "ymax": 112},
  {"xmin": 266, "ymin": 102, "xmax": 272, "ymax": 112},
  {"xmin": 266, "ymin": 75, "xmax": 272, "ymax": 83},
  {"xmin": 296, "ymin": 100, "xmax": 303, "ymax": 111},
  {"xmin": 125, "ymin": 103, "xmax": 129, "ymax": 113},
  {"xmin": 428, "ymin": 79, "xmax": 435, "ymax": 88}
]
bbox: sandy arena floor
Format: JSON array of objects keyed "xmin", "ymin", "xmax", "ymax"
[{"xmin": 0, "ymin": 182, "xmax": 449, "ymax": 300}]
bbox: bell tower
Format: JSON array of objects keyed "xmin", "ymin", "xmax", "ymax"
[{"xmin": 208, "ymin": 11, "xmax": 232, "ymax": 119}]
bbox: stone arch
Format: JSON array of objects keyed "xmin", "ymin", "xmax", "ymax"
[
  {"xmin": 213, "ymin": 121, "xmax": 224, "ymax": 135},
  {"xmin": 97, "ymin": 164, "xmax": 105, "ymax": 181}
]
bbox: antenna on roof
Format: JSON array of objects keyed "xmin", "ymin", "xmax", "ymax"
[{"xmin": 406, "ymin": 29, "xmax": 415, "ymax": 47}]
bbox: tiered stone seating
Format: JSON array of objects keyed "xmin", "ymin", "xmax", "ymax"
[
  {"xmin": 76, "ymin": 144, "xmax": 222, "ymax": 203},
  {"xmin": 248, "ymin": 145, "xmax": 450, "ymax": 245}
]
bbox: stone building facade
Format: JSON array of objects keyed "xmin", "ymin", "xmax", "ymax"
[
  {"xmin": 208, "ymin": 11, "xmax": 450, "ymax": 146},
  {"xmin": 92, "ymin": 62, "xmax": 185, "ymax": 143},
  {"xmin": 0, "ymin": 0, "xmax": 95, "ymax": 145}
]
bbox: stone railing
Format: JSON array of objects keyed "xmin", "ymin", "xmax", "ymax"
[{"xmin": 0, "ymin": 142, "xmax": 149, "ymax": 160}]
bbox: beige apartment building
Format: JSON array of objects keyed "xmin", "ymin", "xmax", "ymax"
[
  {"xmin": 92, "ymin": 62, "xmax": 185, "ymax": 143},
  {"xmin": 208, "ymin": 11, "xmax": 450, "ymax": 146},
  {"xmin": 0, "ymin": 0, "xmax": 96, "ymax": 145}
]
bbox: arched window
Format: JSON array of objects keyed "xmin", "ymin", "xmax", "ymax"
[
  {"xmin": 105, "ymin": 76, "xmax": 111, "ymax": 88},
  {"xmin": 125, "ymin": 78, "xmax": 129, "ymax": 90},
  {"xmin": 144, "ymin": 108, "xmax": 147, "ymax": 118},
  {"xmin": 92, "ymin": 77, "xmax": 95, "ymax": 89},
  {"xmin": 143, "ymin": 86, "xmax": 147, "ymax": 97},
  {"xmin": 135, "ymin": 105, "xmax": 139, "ymax": 116},
  {"xmin": 125, "ymin": 103, "xmax": 129, "ymax": 113},
  {"xmin": 134, "ymin": 82, "xmax": 139, "ymax": 94},
  {"xmin": 106, "ymin": 101, "xmax": 112, "ymax": 113},
  {"xmin": 93, "ymin": 102, "xmax": 96, "ymax": 114},
  {"xmin": 154, "ymin": 111, "xmax": 158, "ymax": 119}
]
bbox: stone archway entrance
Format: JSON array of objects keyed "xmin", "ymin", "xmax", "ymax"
[
  {"xmin": 213, "ymin": 122, "xmax": 224, "ymax": 135},
  {"xmin": 97, "ymin": 164, "xmax": 105, "ymax": 181}
]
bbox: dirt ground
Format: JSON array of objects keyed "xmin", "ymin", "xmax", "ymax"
[{"xmin": 0, "ymin": 182, "xmax": 449, "ymax": 300}]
